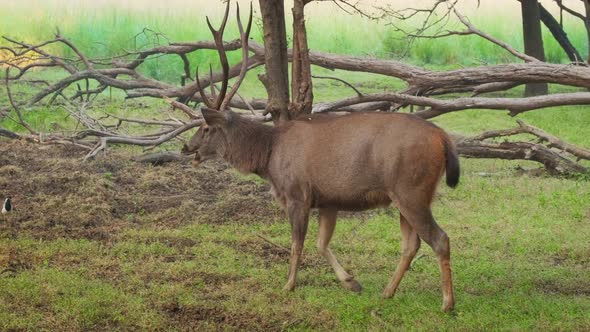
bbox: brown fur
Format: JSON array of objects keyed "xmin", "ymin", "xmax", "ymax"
[
  {"xmin": 184, "ymin": 110, "xmax": 460, "ymax": 312},
  {"xmin": 223, "ymin": 114, "xmax": 274, "ymax": 175}
]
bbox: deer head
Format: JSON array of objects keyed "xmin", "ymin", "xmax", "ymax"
[
  {"xmin": 181, "ymin": 108, "xmax": 232, "ymax": 163},
  {"xmin": 181, "ymin": 1, "xmax": 252, "ymax": 165}
]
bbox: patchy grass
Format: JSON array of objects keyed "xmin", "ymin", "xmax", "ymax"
[{"xmin": 0, "ymin": 138, "xmax": 589, "ymax": 331}]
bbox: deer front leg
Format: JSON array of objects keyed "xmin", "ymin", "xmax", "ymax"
[
  {"xmin": 317, "ymin": 208, "xmax": 362, "ymax": 292},
  {"xmin": 283, "ymin": 200, "xmax": 310, "ymax": 291}
]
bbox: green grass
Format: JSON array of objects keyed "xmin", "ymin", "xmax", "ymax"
[
  {"xmin": 1, "ymin": 159, "xmax": 589, "ymax": 330},
  {"xmin": 1, "ymin": 1, "xmax": 588, "ymax": 83},
  {"xmin": 1, "ymin": 86, "xmax": 590, "ymax": 330}
]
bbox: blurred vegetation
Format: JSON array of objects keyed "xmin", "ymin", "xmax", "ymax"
[{"xmin": 1, "ymin": 1, "xmax": 587, "ymax": 82}]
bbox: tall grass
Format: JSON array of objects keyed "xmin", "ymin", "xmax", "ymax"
[{"xmin": 1, "ymin": 0, "xmax": 588, "ymax": 82}]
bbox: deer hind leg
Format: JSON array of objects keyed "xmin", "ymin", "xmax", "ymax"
[
  {"xmin": 383, "ymin": 213, "xmax": 421, "ymax": 299},
  {"xmin": 317, "ymin": 208, "xmax": 362, "ymax": 292},
  {"xmin": 397, "ymin": 204, "xmax": 454, "ymax": 312},
  {"xmin": 283, "ymin": 200, "xmax": 310, "ymax": 291}
]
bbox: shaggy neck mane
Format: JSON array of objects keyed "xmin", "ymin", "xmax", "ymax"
[{"xmin": 222, "ymin": 114, "xmax": 274, "ymax": 176}]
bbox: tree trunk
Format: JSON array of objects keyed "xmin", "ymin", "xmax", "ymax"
[
  {"xmin": 521, "ymin": 0, "xmax": 548, "ymax": 96},
  {"xmin": 539, "ymin": 3, "xmax": 584, "ymax": 63},
  {"xmin": 258, "ymin": 0, "xmax": 290, "ymax": 124},
  {"xmin": 290, "ymin": 0, "xmax": 313, "ymax": 118},
  {"xmin": 585, "ymin": 0, "xmax": 590, "ymax": 63}
]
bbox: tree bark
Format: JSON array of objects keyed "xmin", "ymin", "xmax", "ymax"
[
  {"xmin": 290, "ymin": 0, "xmax": 314, "ymax": 118},
  {"xmin": 585, "ymin": 0, "xmax": 590, "ymax": 63},
  {"xmin": 521, "ymin": 0, "xmax": 548, "ymax": 96},
  {"xmin": 258, "ymin": 0, "xmax": 291, "ymax": 124},
  {"xmin": 456, "ymin": 139, "xmax": 587, "ymax": 176},
  {"xmin": 539, "ymin": 3, "xmax": 584, "ymax": 63}
]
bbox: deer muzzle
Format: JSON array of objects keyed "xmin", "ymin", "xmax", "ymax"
[
  {"xmin": 181, "ymin": 144, "xmax": 202, "ymax": 165},
  {"xmin": 181, "ymin": 144, "xmax": 196, "ymax": 155}
]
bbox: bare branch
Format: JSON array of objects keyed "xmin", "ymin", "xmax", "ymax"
[
  {"xmin": 313, "ymin": 91, "xmax": 590, "ymax": 117},
  {"xmin": 1, "ymin": 11, "xmax": 589, "ymax": 170},
  {"xmin": 312, "ymin": 75, "xmax": 363, "ymax": 97},
  {"xmin": 515, "ymin": 120, "xmax": 590, "ymax": 160},
  {"xmin": 554, "ymin": 0, "xmax": 586, "ymax": 20},
  {"xmin": 55, "ymin": 34, "xmax": 93, "ymax": 69},
  {"xmin": 163, "ymin": 96, "xmax": 200, "ymax": 119},
  {"xmin": 4, "ymin": 68, "xmax": 37, "ymax": 135},
  {"xmin": 456, "ymin": 137, "xmax": 587, "ymax": 175},
  {"xmin": 83, "ymin": 120, "xmax": 203, "ymax": 160},
  {"xmin": 452, "ymin": 9, "xmax": 539, "ymax": 63}
]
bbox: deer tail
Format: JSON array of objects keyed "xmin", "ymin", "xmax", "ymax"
[{"xmin": 443, "ymin": 136, "xmax": 460, "ymax": 188}]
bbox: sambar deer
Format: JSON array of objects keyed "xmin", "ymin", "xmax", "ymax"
[{"xmin": 183, "ymin": 1, "xmax": 460, "ymax": 312}]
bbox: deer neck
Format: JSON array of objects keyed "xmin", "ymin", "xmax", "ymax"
[{"xmin": 222, "ymin": 116, "xmax": 274, "ymax": 177}]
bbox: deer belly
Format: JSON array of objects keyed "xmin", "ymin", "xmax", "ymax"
[{"xmin": 315, "ymin": 190, "xmax": 391, "ymax": 211}]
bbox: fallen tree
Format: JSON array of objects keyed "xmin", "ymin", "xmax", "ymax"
[
  {"xmin": 455, "ymin": 120, "xmax": 589, "ymax": 175},
  {"xmin": 0, "ymin": 3, "xmax": 588, "ymax": 175}
]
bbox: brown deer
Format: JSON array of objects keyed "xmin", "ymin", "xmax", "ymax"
[{"xmin": 182, "ymin": 1, "xmax": 460, "ymax": 312}]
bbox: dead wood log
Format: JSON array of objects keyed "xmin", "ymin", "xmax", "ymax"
[
  {"xmin": 454, "ymin": 121, "xmax": 589, "ymax": 176},
  {"xmin": 0, "ymin": 127, "xmax": 22, "ymax": 139},
  {"xmin": 1, "ymin": 16, "xmax": 589, "ymax": 174},
  {"xmin": 456, "ymin": 139, "xmax": 587, "ymax": 175},
  {"xmin": 473, "ymin": 120, "xmax": 590, "ymax": 161},
  {"xmin": 132, "ymin": 152, "xmax": 190, "ymax": 165},
  {"xmin": 5, "ymin": 35, "xmax": 590, "ymax": 117},
  {"xmin": 313, "ymin": 91, "xmax": 590, "ymax": 117}
]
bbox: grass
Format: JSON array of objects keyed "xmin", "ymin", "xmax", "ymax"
[
  {"xmin": 0, "ymin": 146, "xmax": 589, "ymax": 330},
  {"xmin": 1, "ymin": 1, "xmax": 588, "ymax": 83},
  {"xmin": 1, "ymin": 79, "xmax": 590, "ymax": 330}
]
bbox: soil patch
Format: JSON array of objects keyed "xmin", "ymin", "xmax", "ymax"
[
  {"xmin": 232, "ymin": 238, "xmax": 323, "ymax": 269},
  {"xmin": 534, "ymin": 277, "xmax": 590, "ymax": 296},
  {"xmin": 160, "ymin": 302, "xmax": 285, "ymax": 331},
  {"xmin": 0, "ymin": 140, "xmax": 282, "ymax": 241}
]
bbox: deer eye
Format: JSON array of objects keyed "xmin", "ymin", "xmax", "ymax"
[{"xmin": 203, "ymin": 127, "xmax": 210, "ymax": 133}]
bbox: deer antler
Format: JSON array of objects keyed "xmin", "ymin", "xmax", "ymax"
[
  {"xmin": 195, "ymin": 0, "xmax": 253, "ymax": 112},
  {"xmin": 220, "ymin": 2, "xmax": 253, "ymax": 111}
]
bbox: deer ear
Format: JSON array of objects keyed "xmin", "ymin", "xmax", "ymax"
[{"xmin": 201, "ymin": 107, "xmax": 231, "ymax": 127}]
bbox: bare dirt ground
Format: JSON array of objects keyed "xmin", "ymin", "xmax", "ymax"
[{"xmin": 0, "ymin": 140, "xmax": 286, "ymax": 242}]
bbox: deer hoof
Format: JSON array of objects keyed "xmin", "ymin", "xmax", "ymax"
[
  {"xmin": 283, "ymin": 282, "xmax": 295, "ymax": 292},
  {"xmin": 382, "ymin": 288, "xmax": 396, "ymax": 299},
  {"xmin": 341, "ymin": 279, "xmax": 362, "ymax": 293},
  {"xmin": 441, "ymin": 301, "xmax": 454, "ymax": 313}
]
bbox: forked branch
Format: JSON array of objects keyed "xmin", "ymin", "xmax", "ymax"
[{"xmin": 453, "ymin": 119, "xmax": 589, "ymax": 175}]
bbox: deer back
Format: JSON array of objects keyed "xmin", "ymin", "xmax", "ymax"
[{"xmin": 266, "ymin": 112, "xmax": 457, "ymax": 210}]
